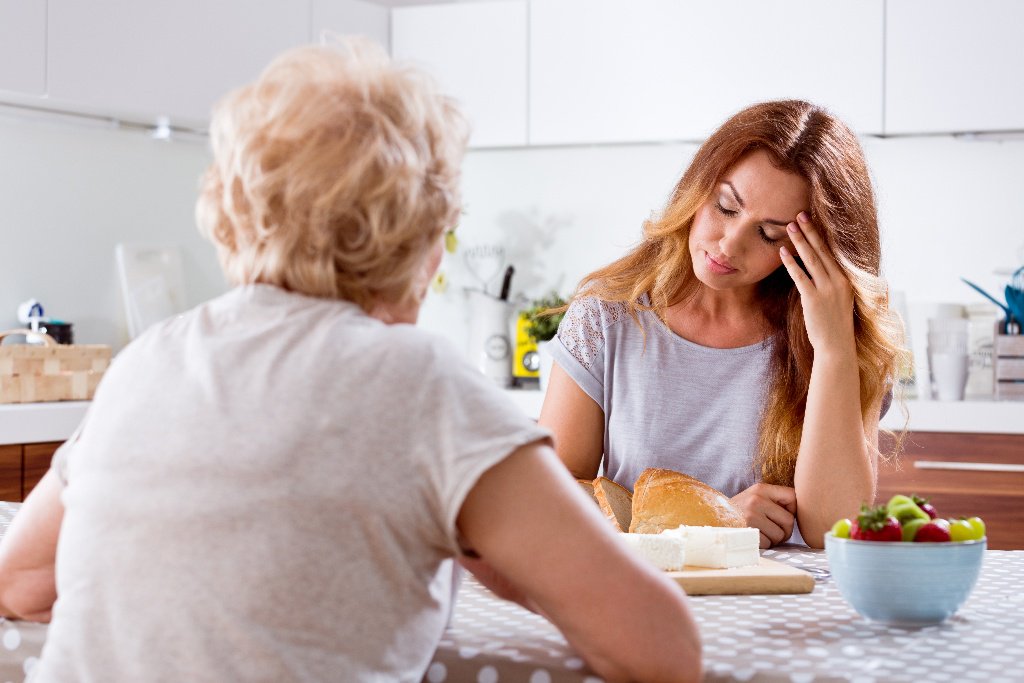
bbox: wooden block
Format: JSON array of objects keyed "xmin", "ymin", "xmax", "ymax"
[
  {"xmin": 23, "ymin": 442, "xmax": 61, "ymax": 499},
  {"xmin": 667, "ymin": 556, "xmax": 815, "ymax": 595},
  {"xmin": 995, "ymin": 357, "xmax": 1024, "ymax": 380},
  {"xmin": 995, "ymin": 381, "xmax": 1024, "ymax": 400},
  {"xmin": 995, "ymin": 334, "xmax": 1024, "ymax": 357},
  {"xmin": 0, "ymin": 332, "xmax": 111, "ymax": 403},
  {"xmin": 0, "ymin": 445, "xmax": 22, "ymax": 502},
  {"xmin": 0, "ymin": 370, "xmax": 104, "ymax": 403}
]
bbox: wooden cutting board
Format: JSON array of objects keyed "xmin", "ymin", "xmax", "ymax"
[{"xmin": 667, "ymin": 556, "xmax": 815, "ymax": 595}]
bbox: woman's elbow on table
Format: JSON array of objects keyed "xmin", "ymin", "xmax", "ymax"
[
  {"xmin": 586, "ymin": 602, "xmax": 703, "ymax": 683},
  {"xmin": 0, "ymin": 570, "xmax": 55, "ymax": 623}
]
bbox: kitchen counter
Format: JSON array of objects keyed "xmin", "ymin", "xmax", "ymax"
[
  {"xmin": 0, "ymin": 401, "xmax": 89, "ymax": 445},
  {"xmin": 1, "ymin": 389, "xmax": 1021, "ymax": 448},
  {"xmin": 503, "ymin": 388, "xmax": 1024, "ymax": 435},
  {"xmin": 1, "ymin": 501, "xmax": 1021, "ymax": 682}
]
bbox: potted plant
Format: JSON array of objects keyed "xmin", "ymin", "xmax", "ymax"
[{"xmin": 524, "ymin": 293, "xmax": 567, "ymax": 391}]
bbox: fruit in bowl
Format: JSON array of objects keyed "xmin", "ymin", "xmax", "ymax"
[{"xmin": 825, "ymin": 496, "xmax": 986, "ymax": 625}]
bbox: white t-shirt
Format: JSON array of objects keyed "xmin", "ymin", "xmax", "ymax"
[{"xmin": 33, "ymin": 284, "xmax": 548, "ymax": 682}]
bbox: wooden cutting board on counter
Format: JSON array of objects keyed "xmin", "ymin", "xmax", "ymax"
[{"xmin": 668, "ymin": 556, "xmax": 815, "ymax": 595}]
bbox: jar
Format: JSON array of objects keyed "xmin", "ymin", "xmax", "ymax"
[{"xmin": 965, "ymin": 303, "xmax": 999, "ymax": 400}]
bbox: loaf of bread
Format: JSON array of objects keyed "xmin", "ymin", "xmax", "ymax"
[
  {"xmin": 593, "ymin": 476, "xmax": 633, "ymax": 532},
  {"xmin": 577, "ymin": 478, "xmax": 597, "ymax": 503},
  {"xmin": 628, "ymin": 468, "xmax": 746, "ymax": 534}
]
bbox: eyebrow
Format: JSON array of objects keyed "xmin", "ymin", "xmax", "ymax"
[{"xmin": 721, "ymin": 181, "xmax": 792, "ymax": 228}]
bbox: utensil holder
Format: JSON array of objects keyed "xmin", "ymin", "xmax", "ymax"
[{"xmin": 994, "ymin": 334, "xmax": 1024, "ymax": 401}]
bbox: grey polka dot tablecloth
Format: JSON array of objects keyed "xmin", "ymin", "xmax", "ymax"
[
  {"xmin": 433, "ymin": 548, "xmax": 1024, "ymax": 683},
  {"xmin": 2, "ymin": 501, "xmax": 1022, "ymax": 682}
]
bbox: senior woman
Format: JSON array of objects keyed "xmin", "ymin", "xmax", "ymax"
[{"xmin": 0, "ymin": 41, "xmax": 701, "ymax": 682}]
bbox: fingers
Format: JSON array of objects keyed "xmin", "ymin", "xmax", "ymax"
[
  {"xmin": 760, "ymin": 483, "xmax": 798, "ymax": 514},
  {"xmin": 756, "ymin": 517, "xmax": 788, "ymax": 547},
  {"xmin": 790, "ymin": 212, "xmax": 843, "ymax": 281},
  {"xmin": 732, "ymin": 484, "xmax": 797, "ymax": 547},
  {"xmin": 779, "ymin": 244, "xmax": 811, "ymax": 293},
  {"xmin": 763, "ymin": 504, "xmax": 796, "ymax": 540},
  {"xmin": 784, "ymin": 214, "xmax": 828, "ymax": 284}
]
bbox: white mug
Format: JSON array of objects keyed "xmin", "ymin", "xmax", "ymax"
[{"xmin": 929, "ymin": 351, "xmax": 969, "ymax": 401}]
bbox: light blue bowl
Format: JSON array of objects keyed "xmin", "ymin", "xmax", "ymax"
[{"xmin": 824, "ymin": 532, "xmax": 985, "ymax": 625}]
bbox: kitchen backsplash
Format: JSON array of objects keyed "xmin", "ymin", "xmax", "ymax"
[{"xmin": 2, "ymin": 115, "xmax": 1022, "ymax": 358}]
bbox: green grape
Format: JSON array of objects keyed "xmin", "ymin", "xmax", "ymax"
[
  {"xmin": 830, "ymin": 518, "xmax": 852, "ymax": 539},
  {"xmin": 948, "ymin": 518, "xmax": 976, "ymax": 542},
  {"xmin": 965, "ymin": 516, "xmax": 986, "ymax": 540}
]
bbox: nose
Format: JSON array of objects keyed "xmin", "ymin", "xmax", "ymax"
[{"xmin": 717, "ymin": 222, "xmax": 745, "ymax": 259}]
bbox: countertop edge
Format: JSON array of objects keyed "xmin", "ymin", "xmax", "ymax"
[
  {"xmin": 502, "ymin": 389, "xmax": 1024, "ymax": 435},
  {"xmin": 2, "ymin": 392, "xmax": 1022, "ymax": 446}
]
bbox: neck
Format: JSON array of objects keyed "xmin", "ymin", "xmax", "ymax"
[
  {"xmin": 369, "ymin": 298, "xmax": 420, "ymax": 325},
  {"xmin": 680, "ymin": 283, "xmax": 761, "ymax": 321}
]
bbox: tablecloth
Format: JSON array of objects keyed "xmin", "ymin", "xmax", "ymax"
[{"xmin": 2, "ymin": 501, "xmax": 1022, "ymax": 682}]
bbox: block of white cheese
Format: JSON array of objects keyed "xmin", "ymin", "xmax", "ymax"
[
  {"xmin": 617, "ymin": 532, "xmax": 687, "ymax": 571},
  {"xmin": 660, "ymin": 525, "xmax": 760, "ymax": 569}
]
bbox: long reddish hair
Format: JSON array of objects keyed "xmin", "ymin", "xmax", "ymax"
[{"xmin": 574, "ymin": 100, "xmax": 907, "ymax": 486}]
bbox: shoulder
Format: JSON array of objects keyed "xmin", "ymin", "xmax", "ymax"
[{"xmin": 561, "ymin": 296, "xmax": 634, "ymax": 336}]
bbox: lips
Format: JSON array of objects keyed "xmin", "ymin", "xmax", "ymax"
[{"xmin": 705, "ymin": 252, "xmax": 737, "ymax": 275}]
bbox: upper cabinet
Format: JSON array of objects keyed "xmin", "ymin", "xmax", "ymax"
[
  {"xmin": 529, "ymin": 0, "xmax": 884, "ymax": 145},
  {"xmin": 0, "ymin": 0, "xmax": 46, "ymax": 96},
  {"xmin": 885, "ymin": 0, "xmax": 1024, "ymax": 135},
  {"xmin": 391, "ymin": 0, "xmax": 527, "ymax": 148},
  {"xmin": 5, "ymin": 0, "xmax": 1024, "ymax": 141},
  {"xmin": 312, "ymin": 0, "xmax": 390, "ymax": 52},
  {"xmin": 45, "ymin": 0, "xmax": 311, "ymax": 128}
]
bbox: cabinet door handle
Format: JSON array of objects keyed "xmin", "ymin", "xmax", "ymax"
[{"xmin": 914, "ymin": 461, "xmax": 1024, "ymax": 473}]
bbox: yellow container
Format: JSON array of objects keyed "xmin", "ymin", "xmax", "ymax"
[{"xmin": 513, "ymin": 313, "xmax": 540, "ymax": 379}]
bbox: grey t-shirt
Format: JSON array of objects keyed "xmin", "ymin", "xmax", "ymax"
[
  {"xmin": 549, "ymin": 296, "xmax": 770, "ymax": 497},
  {"xmin": 33, "ymin": 284, "xmax": 548, "ymax": 683}
]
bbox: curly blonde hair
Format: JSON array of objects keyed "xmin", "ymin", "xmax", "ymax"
[
  {"xmin": 575, "ymin": 100, "xmax": 908, "ymax": 487},
  {"xmin": 196, "ymin": 39, "xmax": 468, "ymax": 311}
]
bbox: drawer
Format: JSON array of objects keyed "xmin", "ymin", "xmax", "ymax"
[
  {"xmin": 879, "ymin": 431, "xmax": 1024, "ymax": 550},
  {"xmin": 23, "ymin": 442, "xmax": 60, "ymax": 498},
  {"xmin": 0, "ymin": 444, "xmax": 20, "ymax": 502}
]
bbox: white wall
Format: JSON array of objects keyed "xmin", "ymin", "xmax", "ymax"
[
  {"xmin": 2, "ymin": 111, "xmax": 1022, "ymax": 360},
  {"xmin": 0, "ymin": 114, "xmax": 222, "ymax": 348},
  {"xmin": 421, "ymin": 136, "xmax": 1024, "ymax": 357}
]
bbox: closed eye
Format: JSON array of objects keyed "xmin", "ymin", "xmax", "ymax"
[
  {"xmin": 758, "ymin": 227, "xmax": 782, "ymax": 245},
  {"xmin": 715, "ymin": 203, "xmax": 738, "ymax": 217}
]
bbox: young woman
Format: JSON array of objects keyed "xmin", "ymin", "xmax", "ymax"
[
  {"xmin": 0, "ymin": 41, "xmax": 701, "ymax": 682},
  {"xmin": 540, "ymin": 100, "xmax": 905, "ymax": 549}
]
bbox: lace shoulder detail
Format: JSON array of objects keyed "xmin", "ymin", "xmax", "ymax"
[{"xmin": 556, "ymin": 297, "xmax": 630, "ymax": 371}]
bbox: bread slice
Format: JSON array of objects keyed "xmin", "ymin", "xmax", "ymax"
[
  {"xmin": 577, "ymin": 478, "xmax": 598, "ymax": 505},
  {"xmin": 628, "ymin": 468, "xmax": 746, "ymax": 534},
  {"xmin": 593, "ymin": 476, "xmax": 633, "ymax": 532}
]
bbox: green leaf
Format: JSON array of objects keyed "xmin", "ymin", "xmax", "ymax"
[{"xmin": 524, "ymin": 292, "xmax": 567, "ymax": 342}]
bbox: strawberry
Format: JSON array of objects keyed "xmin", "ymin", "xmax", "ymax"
[
  {"xmin": 913, "ymin": 519, "xmax": 952, "ymax": 543},
  {"xmin": 911, "ymin": 494, "xmax": 938, "ymax": 519},
  {"xmin": 850, "ymin": 504, "xmax": 902, "ymax": 542}
]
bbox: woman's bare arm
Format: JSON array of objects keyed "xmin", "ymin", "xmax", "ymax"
[
  {"xmin": 793, "ymin": 354, "xmax": 879, "ymax": 547},
  {"xmin": 0, "ymin": 468, "xmax": 64, "ymax": 621},
  {"xmin": 458, "ymin": 441, "xmax": 702, "ymax": 683},
  {"xmin": 781, "ymin": 212, "xmax": 879, "ymax": 547},
  {"xmin": 537, "ymin": 363, "xmax": 605, "ymax": 480}
]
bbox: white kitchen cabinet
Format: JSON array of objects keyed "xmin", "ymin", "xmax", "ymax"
[
  {"xmin": 391, "ymin": 0, "xmax": 527, "ymax": 148},
  {"xmin": 312, "ymin": 0, "xmax": 390, "ymax": 52},
  {"xmin": 885, "ymin": 0, "xmax": 1024, "ymax": 135},
  {"xmin": 529, "ymin": 0, "xmax": 884, "ymax": 145},
  {"xmin": 45, "ymin": 0, "xmax": 311, "ymax": 128},
  {"xmin": 0, "ymin": 0, "xmax": 46, "ymax": 96}
]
